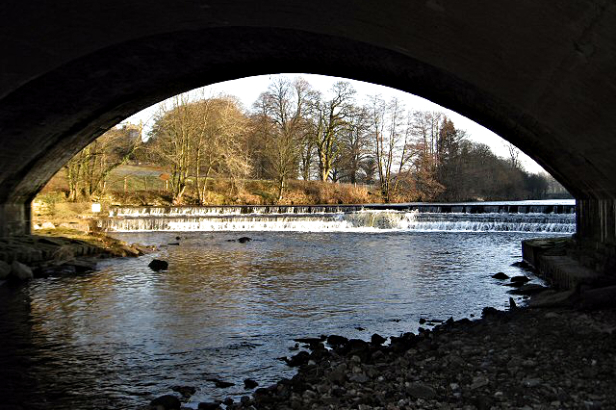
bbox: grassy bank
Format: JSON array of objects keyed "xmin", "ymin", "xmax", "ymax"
[{"xmin": 33, "ymin": 165, "xmax": 383, "ymax": 229}]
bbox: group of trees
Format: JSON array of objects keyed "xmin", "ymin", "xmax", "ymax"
[
  {"xmin": 63, "ymin": 76, "xmax": 563, "ymax": 204},
  {"xmin": 64, "ymin": 124, "xmax": 141, "ymax": 201}
]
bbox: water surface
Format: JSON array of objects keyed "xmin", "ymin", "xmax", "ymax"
[{"xmin": 0, "ymin": 230, "xmax": 564, "ymax": 408}]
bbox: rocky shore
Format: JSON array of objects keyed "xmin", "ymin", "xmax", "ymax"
[
  {"xmin": 0, "ymin": 228, "xmax": 152, "ymax": 282},
  {"xmin": 150, "ymin": 302, "xmax": 616, "ymax": 410}
]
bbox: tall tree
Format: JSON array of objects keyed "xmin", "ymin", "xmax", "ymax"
[
  {"xmin": 257, "ymin": 77, "xmax": 311, "ymax": 201},
  {"xmin": 311, "ymin": 81, "xmax": 356, "ymax": 181}
]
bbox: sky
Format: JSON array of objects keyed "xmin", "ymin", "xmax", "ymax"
[{"xmin": 123, "ymin": 73, "xmax": 545, "ymax": 174}]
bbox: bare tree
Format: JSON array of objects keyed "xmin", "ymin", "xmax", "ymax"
[
  {"xmin": 507, "ymin": 142, "xmax": 520, "ymax": 170},
  {"xmin": 311, "ymin": 81, "xmax": 356, "ymax": 181},
  {"xmin": 65, "ymin": 124, "xmax": 141, "ymax": 201},
  {"xmin": 257, "ymin": 77, "xmax": 310, "ymax": 201}
]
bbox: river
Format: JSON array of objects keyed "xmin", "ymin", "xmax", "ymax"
[{"xmin": 0, "ymin": 201, "xmax": 574, "ymax": 409}]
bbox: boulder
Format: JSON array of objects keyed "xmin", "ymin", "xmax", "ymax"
[
  {"xmin": 284, "ymin": 351, "xmax": 310, "ymax": 367},
  {"xmin": 197, "ymin": 402, "xmax": 221, "ymax": 410},
  {"xmin": 492, "ymin": 272, "xmax": 509, "ymax": 279},
  {"xmin": 10, "ymin": 261, "xmax": 34, "ymax": 281},
  {"xmin": 206, "ymin": 378, "xmax": 235, "ymax": 388},
  {"xmin": 508, "ymin": 283, "xmax": 548, "ymax": 295},
  {"xmin": 150, "ymin": 395, "xmax": 181, "ymax": 410},
  {"xmin": 244, "ymin": 378, "xmax": 259, "ymax": 389},
  {"xmin": 148, "ymin": 259, "xmax": 169, "ymax": 271},
  {"xmin": 371, "ymin": 333, "xmax": 387, "ymax": 345},
  {"xmin": 171, "ymin": 385, "xmax": 196, "ymax": 399},
  {"xmin": 510, "ymin": 275, "xmax": 531, "ymax": 283},
  {"xmin": 0, "ymin": 260, "xmax": 11, "ymax": 280}
]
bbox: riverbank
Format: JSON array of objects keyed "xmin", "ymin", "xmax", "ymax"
[
  {"xmin": 0, "ymin": 228, "xmax": 151, "ymax": 282},
  {"xmin": 181, "ymin": 305, "xmax": 615, "ymax": 410},
  {"xmin": 142, "ymin": 282, "xmax": 616, "ymax": 410}
]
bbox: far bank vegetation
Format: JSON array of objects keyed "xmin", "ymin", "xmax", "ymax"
[{"xmin": 38, "ymin": 76, "xmax": 568, "ymax": 210}]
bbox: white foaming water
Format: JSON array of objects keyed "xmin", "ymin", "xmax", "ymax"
[{"xmin": 100, "ymin": 207, "xmax": 576, "ymax": 233}]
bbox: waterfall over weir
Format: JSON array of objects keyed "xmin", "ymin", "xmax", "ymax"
[{"xmin": 99, "ymin": 200, "xmax": 576, "ymax": 233}]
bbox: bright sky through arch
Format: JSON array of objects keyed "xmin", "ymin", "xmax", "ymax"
[{"xmin": 124, "ymin": 73, "xmax": 545, "ymax": 174}]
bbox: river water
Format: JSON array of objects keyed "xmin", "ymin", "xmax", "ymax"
[{"xmin": 0, "ymin": 204, "xmax": 574, "ymax": 409}]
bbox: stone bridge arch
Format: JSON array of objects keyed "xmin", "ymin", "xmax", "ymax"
[{"xmin": 0, "ymin": 1, "xmax": 615, "ymax": 267}]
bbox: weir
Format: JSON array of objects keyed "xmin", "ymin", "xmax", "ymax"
[{"xmin": 100, "ymin": 200, "xmax": 576, "ymax": 233}]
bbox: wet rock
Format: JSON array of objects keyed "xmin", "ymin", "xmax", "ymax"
[
  {"xmin": 197, "ymin": 401, "xmax": 220, "ymax": 410},
  {"xmin": 0, "ymin": 260, "xmax": 10, "ymax": 280},
  {"xmin": 508, "ymin": 283, "xmax": 548, "ymax": 295},
  {"xmin": 171, "ymin": 385, "xmax": 196, "ymax": 399},
  {"xmin": 197, "ymin": 401, "xmax": 221, "ymax": 410},
  {"xmin": 371, "ymin": 333, "xmax": 387, "ymax": 345},
  {"xmin": 244, "ymin": 378, "xmax": 259, "ymax": 389},
  {"xmin": 510, "ymin": 275, "xmax": 531, "ymax": 283},
  {"xmin": 238, "ymin": 237, "xmax": 252, "ymax": 243},
  {"xmin": 326, "ymin": 335, "xmax": 348, "ymax": 347},
  {"xmin": 492, "ymin": 272, "xmax": 509, "ymax": 279},
  {"xmin": 148, "ymin": 259, "xmax": 169, "ymax": 271},
  {"xmin": 150, "ymin": 394, "xmax": 181, "ymax": 410},
  {"xmin": 10, "ymin": 261, "xmax": 33, "ymax": 281},
  {"xmin": 406, "ymin": 382, "xmax": 436, "ymax": 400},
  {"xmin": 207, "ymin": 378, "xmax": 235, "ymax": 388},
  {"xmin": 284, "ymin": 351, "xmax": 310, "ymax": 367},
  {"xmin": 509, "ymin": 297, "xmax": 518, "ymax": 310}
]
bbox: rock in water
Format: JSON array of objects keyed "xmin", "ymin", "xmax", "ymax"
[
  {"xmin": 510, "ymin": 275, "xmax": 530, "ymax": 283},
  {"xmin": 10, "ymin": 261, "xmax": 33, "ymax": 281},
  {"xmin": 198, "ymin": 402, "xmax": 221, "ymax": 410},
  {"xmin": 509, "ymin": 297, "xmax": 517, "ymax": 310},
  {"xmin": 148, "ymin": 259, "xmax": 168, "ymax": 271},
  {"xmin": 150, "ymin": 395, "xmax": 181, "ymax": 410},
  {"xmin": 206, "ymin": 378, "xmax": 235, "ymax": 388},
  {"xmin": 0, "ymin": 260, "xmax": 11, "ymax": 280},
  {"xmin": 244, "ymin": 378, "xmax": 259, "ymax": 389},
  {"xmin": 171, "ymin": 385, "xmax": 196, "ymax": 399},
  {"xmin": 238, "ymin": 237, "xmax": 252, "ymax": 243},
  {"xmin": 492, "ymin": 272, "xmax": 509, "ymax": 279}
]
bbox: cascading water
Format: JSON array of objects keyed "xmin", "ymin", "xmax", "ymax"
[{"xmin": 99, "ymin": 200, "xmax": 576, "ymax": 233}]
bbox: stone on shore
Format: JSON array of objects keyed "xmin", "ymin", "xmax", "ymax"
[
  {"xmin": 10, "ymin": 261, "xmax": 34, "ymax": 281},
  {"xmin": 149, "ymin": 394, "xmax": 181, "ymax": 410},
  {"xmin": 510, "ymin": 275, "xmax": 531, "ymax": 283}
]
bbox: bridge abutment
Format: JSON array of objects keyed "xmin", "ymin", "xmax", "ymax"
[
  {"xmin": 575, "ymin": 199, "xmax": 616, "ymax": 275},
  {"xmin": 0, "ymin": 203, "xmax": 31, "ymax": 237}
]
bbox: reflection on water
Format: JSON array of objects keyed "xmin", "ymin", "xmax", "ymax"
[{"xmin": 0, "ymin": 231, "xmax": 561, "ymax": 409}]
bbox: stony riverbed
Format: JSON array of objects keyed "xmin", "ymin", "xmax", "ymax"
[{"xmin": 152, "ymin": 305, "xmax": 616, "ymax": 410}]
